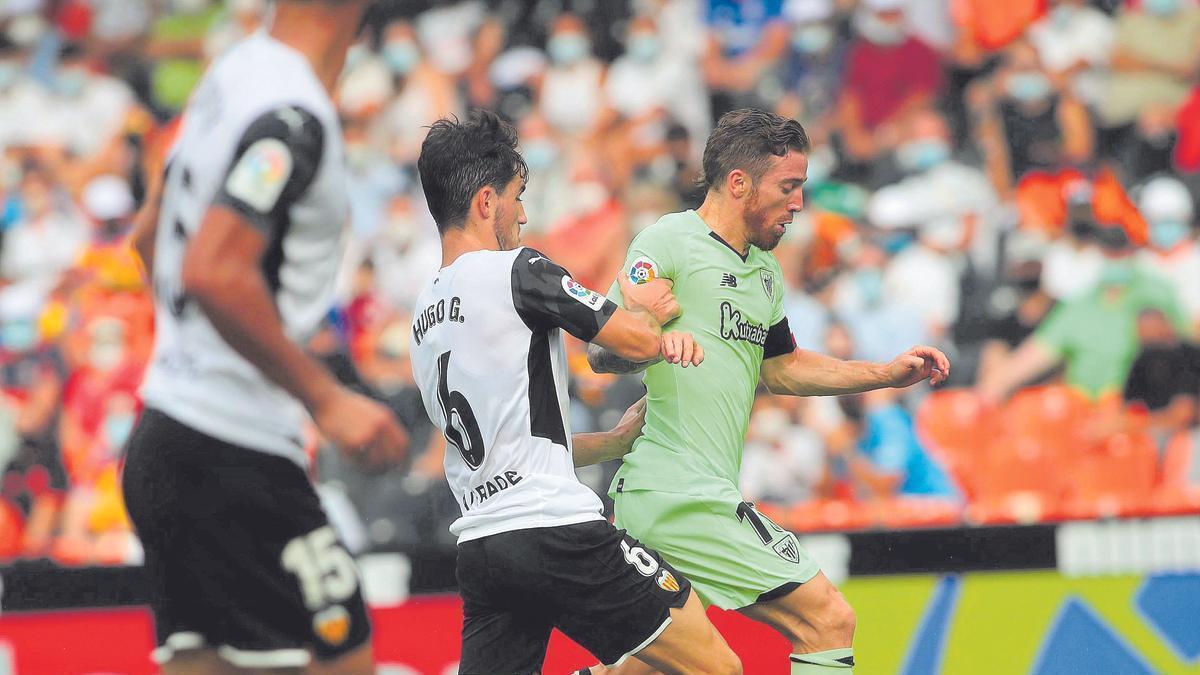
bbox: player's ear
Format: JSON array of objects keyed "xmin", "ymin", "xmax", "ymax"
[
  {"xmin": 728, "ymin": 169, "xmax": 749, "ymax": 199},
  {"xmin": 475, "ymin": 185, "xmax": 495, "ymax": 221}
]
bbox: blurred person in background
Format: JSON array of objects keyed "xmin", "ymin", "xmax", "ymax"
[
  {"xmin": 0, "ymin": 162, "xmax": 89, "ymax": 309},
  {"xmin": 537, "ymin": 13, "xmax": 606, "ymax": 139},
  {"xmin": 1137, "ymin": 174, "xmax": 1200, "ymax": 333},
  {"xmin": 836, "ymin": 390, "xmax": 961, "ymax": 502},
  {"xmin": 979, "ymin": 217, "xmax": 1189, "ymax": 404},
  {"xmin": 837, "ymin": 240, "xmax": 931, "ymax": 366},
  {"xmin": 776, "ymin": 0, "xmax": 847, "ymax": 137},
  {"xmin": 204, "ymin": 0, "xmax": 269, "ymax": 59},
  {"xmin": 535, "ymin": 155, "xmax": 629, "ymax": 293},
  {"xmin": 1120, "ymin": 308, "xmax": 1200, "ymax": 445},
  {"xmin": 975, "ymin": 235, "xmax": 1055, "ymax": 386},
  {"xmin": 835, "ymin": 0, "xmax": 943, "ymax": 178},
  {"xmin": 1099, "ymin": 0, "xmax": 1200, "ymax": 180},
  {"xmin": 514, "ymin": 112, "xmax": 573, "ymax": 232},
  {"xmin": 1027, "ymin": 0, "xmax": 1115, "ymax": 110},
  {"xmin": 702, "ymin": 0, "xmax": 790, "ymax": 117},
  {"xmin": 969, "ymin": 39, "xmax": 1093, "ymax": 199},
  {"xmin": 1038, "ymin": 183, "xmax": 1107, "ymax": 301},
  {"xmin": 142, "ymin": 0, "xmax": 222, "ymax": 118},
  {"xmin": 740, "ymin": 392, "xmax": 827, "ymax": 506}
]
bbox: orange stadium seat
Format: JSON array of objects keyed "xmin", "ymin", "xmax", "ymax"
[
  {"xmin": 915, "ymin": 388, "xmax": 995, "ymax": 495},
  {"xmin": 969, "ymin": 435, "xmax": 1068, "ymax": 524},
  {"xmin": 786, "ymin": 499, "xmax": 875, "ymax": 533},
  {"xmin": 1062, "ymin": 433, "xmax": 1158, "ymax": 519},
  {"xmin": 878, "ymin": 497, "xmax": 964, "ymax": 529}
]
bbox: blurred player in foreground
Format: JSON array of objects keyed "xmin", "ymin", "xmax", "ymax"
[
  {"xmin": 410, "ymin": 110, "xmax": 741, "ymax": 675},
  {"xmin": 589, "ymin": 109, "xmax": 950, "ymax": 675},
  {"xmin": 122, "ymin": 1, "xmax": 407, "ymax": 673}
]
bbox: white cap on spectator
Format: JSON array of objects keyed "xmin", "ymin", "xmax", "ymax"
[
  {"xmin": 862, "ymin": 0, "xmax": 907, "ymax": 12},
  {"xmin": 1139, "ymin": 176, "xmax": 1194, "ymax": 223},
  {"xmin": 83, "ymin": 175, "xmax": 134, "ymax": 222},
  {"xmin": 867, "ymin": 185, "xmax": 916, "ymax": 229},
  {"xmin": 785, "ymin": 0, "xmax": 834, "ymax": 23}
]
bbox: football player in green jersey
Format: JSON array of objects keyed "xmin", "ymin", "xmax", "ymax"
[{"xmin": 586, "ymin": 109, "xmax": 950, "ymax": 675}]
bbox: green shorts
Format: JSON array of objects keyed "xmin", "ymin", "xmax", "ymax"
[{"xmin": 611, "ymin": 486, "xmax": 821, "ymax": 610}]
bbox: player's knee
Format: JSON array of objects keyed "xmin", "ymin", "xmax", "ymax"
[{"xmin": 818, "ymin": 594, "xmax": 856, "ymax": 645}]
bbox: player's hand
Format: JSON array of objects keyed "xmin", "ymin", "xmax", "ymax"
[
  {"xmin": 885, "ymin": 346, "xmax": 950, "ymax": 388},
  {"xmin": 661, "ymin": 331, "xmax": 704, "ymax": 368},
  {"xmin": 610, "ymin": 396, "xmax": 648, "ymax": 456},
  {"xmin": 312, "ymin": 387, "xmax": 409, "ymax": 467},
  {"xmin": 618, "ymin": 273, "xmax": 680, "ymax": 325}
]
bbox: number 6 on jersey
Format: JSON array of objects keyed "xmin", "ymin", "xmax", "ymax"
[{"xmin": 437, "ymin": 351, "xmax": 486, "ymax": 470}]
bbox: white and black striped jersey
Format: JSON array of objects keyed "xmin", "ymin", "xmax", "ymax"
[
  {"xmin": 409, "ymin": 247, "xmax": 618, "ymax": 543},
  {"xmin": 140, "ymin": 32, "xmax": 347, "ymax": 466}
]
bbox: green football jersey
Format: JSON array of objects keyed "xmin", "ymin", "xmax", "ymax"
[{"xmin": 606, "ymin": 210, "xmax": 793, "ymax": 495}]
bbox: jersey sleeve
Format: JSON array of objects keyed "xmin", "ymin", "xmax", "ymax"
[
  {"xmin": 212, "ymin": 105, "xmax": 325, "ymax": 234},
  {"xmin": 606, "ymin": 224, "xmax": 680, "ymax": 305},
  {"xmin": 764, "ymin": 257, "xmax": 795, "ymax": 359},
  {"xmin": 511, "ymin": 247, "xmax": 618, "ymax": 341}
]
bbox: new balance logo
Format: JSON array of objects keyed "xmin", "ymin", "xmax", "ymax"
[{"xmin": 720, "ymin": 273, "xmax": 738, "ymax": 288}]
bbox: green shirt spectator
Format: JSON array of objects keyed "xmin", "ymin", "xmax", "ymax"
[
  {"xmin": 147, "ymin": 4, "xmax": 223, "ymax": 114},
  {"xmin": 1033, "ymin": 263, "xmax": 1188, "ymax": 399}
]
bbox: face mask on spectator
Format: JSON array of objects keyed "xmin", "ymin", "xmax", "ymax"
[
  {"xmin": 523, "ymin": 140, "xmax": 559, "ymax": 170},
  {"xmin": 0, "ymin": 62, "xmax": 18, "ymax": 90},
  {"xmin": 1050, "ymin": 4, "xmax": 1077, "ymax": 28},
  {"xmin": 383, "ymin": 40, "xmax": 420, "ymax": 75},
  {"xmin": 793, "ymin": 24, "xmax": 835, "ymax": 54},
  {"xmin": 1098, "ymin": 259, "xmax": 1135, "ymax": 287},
  {"xmin": 1006, "ymin": 71, "xmax": 1052, "ymax": 103},
  {"xmin": 0, "ymin": 320, "xmax": 37, "ymax": 353},
  {"xmin": 55, "ymin": 68, "xmax": 87, "ymax": 98},
  {"xmin": 548, "ymin": 33, "xmax": 590, "ymax": 66},
  {"xmin": 1144, "ymin": 0, "xmax": 1181, "ymax": 16},
  {"xmin": 344, "ymin": 44, "xmax": 368, "ymax": 72},
  {"xmin": 627, "ymin": 33, "xmax": 660, "ymax": 63},
  {"xmin": 1150, "ymin": 220, "xmax": 1191, "ymax": 249},
  {"xmin": 89, "ymin": 339, "xmax": 125, "ymax": 371},
  {"xmin": 855, "ymin": 13, "xmax": 906, "ymax": 46},
  {"xmin": 895, "ymin": 139, "xmax": 950, "ymax": 173},
  {"xmin": 854, "ymin": 267, "xmax": 884, "ymax": 306},
  {"xmin": 103, "ymin": 412, "xmax": 135, "ymax": 450}
]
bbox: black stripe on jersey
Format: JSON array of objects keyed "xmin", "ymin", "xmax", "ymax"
[
  {"xmin": 763, "ymin": 317, "xmax": 797, "ymax": 360},
  {"xmin": 510, "ymin": 247, "xmax": 616, "ymax": 342},
  {"xmin": 527, "ymin": 330, "xmax": 568, "ymax": 448},
  {"xmin": 211, "ymin": 106, "xmax": 325, "ymax": 294}
]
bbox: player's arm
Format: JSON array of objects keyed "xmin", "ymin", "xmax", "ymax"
[
  {"xmin": 587, "ymin": 276, "xmax": 692, "ymax": 373},
  {"xmin": 572, "ymin": 396, "xmax": 646, "ymax": 467},
  {"xmin": 129, "ymin": 158, "xmax": 167, "ymax": 277},
  {"xmin": 182, "ymin": 106, "xmax": 406, "ymax": 465},
  {"xmin": 760, "ymin": 339, "xmax": 951, "ymax": 396},
  {"xmin": 511, "ymin": 249, "xmax": 702, "ymax": 366}
]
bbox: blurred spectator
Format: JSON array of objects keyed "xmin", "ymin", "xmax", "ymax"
[
  {"xmin": 535, "ymin": 156, "xmax": 628, "ymax": 292},
  {"xmin": 980, "ymin": 220, "xmax": 1189, "ymax": 402},
  {"xmin": 537, "ymin": 13, "xmax": 605, "ymax": 138},
  {"xmin": 976, "ymin": 235, "xmax": 1055, "ymax": 385},
  {"xmin": 776, "ymin": 0, "xmax": 846, "ymax": 135},
  {"xmin": 0, "ymin": 164, "xmax": 89, "ymax": 309},
  {"xmin": 515, "ymin": 112, "xmax": 573, "ymax": 231},
  {"xmin": 1122, "ymin": 308, "xmax": 1200, "ymax": 439},
  {"xmin": 741, "ymin": 394, "xmax": 826, "ymax": 504},
  {"xmin": 835, "ymin": 0, "xmax": 943, "ymax": 168},
  {"xmin": 143, "ymin": 0, "xmax": 222, "ymax": 116},
  {"xmin": 703, "ymin": 0, "xmax": 790, "ymax": 117},
  {"xmin": 970, "ymin": 40, "xmax": 1093, "ymax": 198},
  {"xmin": 1099, "ymin": 0, "xmax": 1200, "ymax": 179},
  {"xmin": 838, "ymin": 241, "xmax": 931, "ymax": 364},
  {"xmin": 204, "ymin": 0, "xmax": 268, "ymax": 60},
  {"xmin": 837, "ymin": 390, "xmax": 961, "ymax": 501},
  {"xmin": 1027, "ymin": 0, "xmax": 1114, "ymax": 109},
  {"xmin": 1137, "ymin": 175, "xmax": 1200, "ymax": 332}
]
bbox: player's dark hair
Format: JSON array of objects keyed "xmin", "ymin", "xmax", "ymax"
[
  {"xmin": 418, "ymin": 110, "xmax": 528, "ymax": 233},
  {"xmin": 701, "ymin": 109, "xmax": 810, "ymax": 191}
]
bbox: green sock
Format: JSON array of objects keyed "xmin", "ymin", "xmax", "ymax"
[{"xmin": 791, "ymin": 648, "xmax": 854, "ymax": 673}]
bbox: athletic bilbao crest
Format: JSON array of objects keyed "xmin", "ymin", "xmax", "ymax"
[
  {"xmin": 759, "ymin": 269, "xmax": 775, "ymax": 301},
  {"xmin": 657, "ymin": 569, "xmax": 681, "ymax": 593},
  {"xmin": 313, "ymin": 605, "xmax": 351, "ymax": 645},
  {"xmin": 773, "ymin": 535, "xmax": 801, "ymax": 564}
]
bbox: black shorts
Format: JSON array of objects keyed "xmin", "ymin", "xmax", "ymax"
[
  {"xmin": 456, "ymin": 520, "xmax": 691, "ymax": 674},
  {"xmin": 121, "ymin": 408, "xmax": 371, "ymax": 668}
]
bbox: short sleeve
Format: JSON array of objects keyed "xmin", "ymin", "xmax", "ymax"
[
  {"xmin": 606, "ymin": 224, "xmax": 680, "ymax": 306},
  {"xmin": 511, "ymin": 248, "xmax": 617, "ymax": 341},
  {"xmin": 212, "ymin": 105, "xmax": 325, "ymax": 234}
]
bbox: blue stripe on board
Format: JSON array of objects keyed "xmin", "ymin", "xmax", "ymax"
[{"xmin": 900, "ymin": 574, "xmax": 963, "ymax": 675}]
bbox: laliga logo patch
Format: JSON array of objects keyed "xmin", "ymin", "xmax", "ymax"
[
  {"xmin": 313, "ymin": 605, "xmax": 351, "ymax": 646},
  {"xmin": 224, "ymin": 138, "xmax": 293, "ymax": 213},
  {"xmin": 657, "ymin": 569, "xmax": 681, "ymax": 593},
  {"xmin": 628, "ymin": 256, "xmax": 659, "ymax": 285},
  {"xmin": 561, "ymin": 275, "xmax": 606, "ymax": 311}
]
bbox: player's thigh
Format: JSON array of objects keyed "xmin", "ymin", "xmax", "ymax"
[
  {"xmin": 630, "ymin": 590, "xmax": 741, "ymax": 675},
  {"xmin": 615, "ymin": 489, "xmax": 820, "ymax": 610},
  {"xmin": 739, "ymin": 571, "xmax": 856, "ymax": 651}
]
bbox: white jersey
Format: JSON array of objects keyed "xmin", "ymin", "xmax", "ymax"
[
  {"xmin": 140, "ymin": 32, "xmax": 347, "ymax": 465},
  {"xmin": 410, "ymin": 247, "xmax": 618, "ymax": 543}
]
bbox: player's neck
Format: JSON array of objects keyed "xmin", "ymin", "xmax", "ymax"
[
  {"xmin": 696, "ymin": 194, "xmax": 750, "ymax": 257},
  {"xmin": 270, "ymin": 3, "xmax": 366, "ymax": 95},
  {"xmin": 440, "ymin": 227, "xmax": 501, "ymax": 269}
]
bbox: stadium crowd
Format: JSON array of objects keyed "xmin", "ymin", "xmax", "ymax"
[{"xmin": 0, "ymin": 0, "xmax": 1199, "ymax": 566}]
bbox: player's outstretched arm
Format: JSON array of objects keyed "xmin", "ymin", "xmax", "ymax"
[
  {"xmin": 761, "ymin": 345, "xmax": 950, "ymax": 396},
  {"xmin": 572, "ymin": 396, "xmax": 647, "ymax": 467},
  {"xmin": 182, "ymin": 205, "xmax": 408, "ymax": 466}
]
